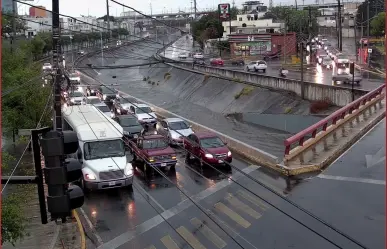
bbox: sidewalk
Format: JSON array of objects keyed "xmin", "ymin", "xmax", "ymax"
[{"xmin": 2, "ymin": 141, "xmax": 82, "ymax": 249}]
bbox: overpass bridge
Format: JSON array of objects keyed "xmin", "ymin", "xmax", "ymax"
[{"xmin": 116, "ymin": 10, "xmax": 213, "ymax": 20}]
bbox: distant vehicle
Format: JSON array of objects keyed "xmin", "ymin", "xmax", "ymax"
[
  {"xmin": 67, "ymin": 91, "xmax": 85, "ymax": 106},
  {"xmin": 263, "ymin": 51, "xmax": 280, "ymax": 60},
  {"xmin": 193, "ymin": 52, "xmax": 204, "ymax": 59},
  {"xmin": 86, "ymin": 85, "xmax": 98, "ymax": 96},
  {"xmin": 131, "ymin": 134, "xmax": 177, "ymax": 177},
  {"xmin": 337, "ymin": 62, "xmax": 350, "ymax": 74},
  {"xmin": 127, "ymin": 103, "xmax": 157, "ymax": 124},
  {"xmin": 77, "ymin": 50, "xmax": 85, "ymax": 55},
  {"xmin": 230, "ymin": 58, "xmax": 245, "ymax": 66},
  {"xmin": 112, "ymin": 97, "xmax": 133, "ymax": 115},
  {"xmin": 103, "ymin": 45, "xmax": 109, "ymax": 49},
  {"xmin": 156, "ymin": 118, "xmax": 194, "ymax": 145},
  {"xmin": 113, "ymin": 115, "xmax": 142, "ymax": 141},
  {"xmin": 96, "ymin": 85, "xmax": 117, "ymax": 102},
  {"xmin": 183, "ymin": 132, "xmax": 232, "ymax": 170},
  {"xmin": 42, "ymin": 63, "xmax": 52, "ymax": 71},
  {"xmin": 335, "ymin": 54, "xmax": 350, "ymax": 64},
  {"xmin": 318, "ymin": 54, "xmax": 329, "ymax": 64},
  {"xmin": 321, "ymin": 57, "xmax": 333, "ymax": 69},
  {"xmin": 320, "ymin": 38, "xmax": 328, "ymax": 45},
  {"xmin": 86, "ymin": 96, "xmax": 102, "ymax": 105},
  {"xmin": 193, "ymin": 59, "xmax": 205, "ymax": 65},
  {"xmin": 178, "ymin": 52, "xmax": 188, "ymax": 59},
  {"xmin": 210, "ymin": 58, "xmax": 224, "ymax": 66},
  {"xmin": 332, "ymin": 72, "xmax": 362, "ymax": 84},
  {"xmin": 69, "ymin": 72, "xmax": 81, "ymax": 83},
  {"xmin": 245, "ymin": 60, "xmax": 267, "ymax": 73},
  {"xmin": 323, "ymin": 42, "xmax": 332, "ymax": 51},
  {"xmin": 94, "ymin": 102, "xmax": 113, "ymax": 118},
  {"xmin": 62, "ymin": 105, "xmax": 133, "ymax": 192},
  {"xmin": 116, "ymin": 40, "xmax": 122, "ymax": 46}
]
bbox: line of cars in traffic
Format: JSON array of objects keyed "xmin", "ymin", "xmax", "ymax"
[{"xmin": 61, "ymin": 84, "xmax": 233, "ymax": 192}]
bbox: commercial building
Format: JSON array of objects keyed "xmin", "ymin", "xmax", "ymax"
[
  {"xmin": 29, "ymin": 6, "xmax": 49, "ymax": 17},
  {"xmin": 24, "ymin": 17, "xmax": 52, "ymax": 37},
  {"xmin": 228, "ymin": 33, "xmax": 297, "ymax": 56},
  {"xmin": 222, "ymin": 16, "xmax": 284, "ymax": 38}
]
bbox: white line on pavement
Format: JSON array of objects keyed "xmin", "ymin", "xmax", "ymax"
[{"xmin": 317, "ymin": 174, "xmax": 386, "ymax": 185}]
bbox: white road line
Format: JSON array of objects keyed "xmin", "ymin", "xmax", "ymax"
[
  {"xmin": 80, "ymin": 207, "xmax": 104, "ymax": 245},
  {"xmin": 97, "ymin": 165, "xmax": 260, "ymax": 249},
  {"xmin": 317, "ymin": 174, "xmax": 386, "ymax": 185}
]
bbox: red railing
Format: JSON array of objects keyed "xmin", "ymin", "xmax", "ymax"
[{"xmin": 284, "ymin": 84, "xmax": 385, "ymax": 155}]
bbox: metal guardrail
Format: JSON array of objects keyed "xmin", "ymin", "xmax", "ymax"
[{"xmin": 284, "ymin": 84, "xmax": 385, "ymax": 156}]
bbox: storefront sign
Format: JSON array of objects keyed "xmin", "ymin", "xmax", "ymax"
[{"xmin": 233, "ymin": 41, "xmax": 272, "ymax": 56}]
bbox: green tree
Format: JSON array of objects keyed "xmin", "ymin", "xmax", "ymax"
[
  {"xmin": 192, "ymin": 12, "xmax": 224, "ymax": 48},
  {"xmin": 356, "ymin": 0, "xmax": 385, "ymax": 25},
  {"xmin": 1, "ymin": 13, "xmax": 26, "ymax": 35},
  {"xmin": 37, "ymin": 33, "xmax": 53, "ymax": 55},
  {"xmin": 29, "ymin": 35, "xmax": 46, "ymax": 60},
  {"xmin": 370, "ymin": 12, "xmax": 385, "ymax": 36}
]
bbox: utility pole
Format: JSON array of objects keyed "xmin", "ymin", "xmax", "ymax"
[
  {"xmin": 283, "ymin": 20, "xmax": 287, "ymax": 64},
  {"xmin": 300, "ymin": 42, "xmax": 305, "ymax": 99},
  {"xmin": 194, "ymin": 0, "xmax": 197, "ymax": 20},
  {"xmin": 100, "ymin": 32, "xmax": 104, "ymax": 66},
  {"xmin": 354, "ymin": 16, "xmax": 358, "ymax": 62},
  {"xmin": 106, "ymin": 0, "xmax": 111, "ymax": 40},
  {"xmin": 366, "ymin": 0, "xmax": 370, "ymax": 38},
  {"xmin": 308, "ymin": 6, "xmax": 312, "ymax": 41},
  {"xmin": 11, "ymin": 1, "xmax": 18, "ymax": 53},
  {"xmin": 52, "ymin": 0, "xmax": 62, "ymax": 130},
  {"xmin": 337, "ymin": 0, "xmax": 342, "ymax": 51}
]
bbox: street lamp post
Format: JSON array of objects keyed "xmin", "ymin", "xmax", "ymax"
[{"xmin": 100, "ymin": 31, "xmax": 104, "ymax": 66}]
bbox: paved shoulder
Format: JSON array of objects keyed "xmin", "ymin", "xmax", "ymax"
[{"xmin": 289, "ymin": 118, "xmax": 385, "ymax": 249}]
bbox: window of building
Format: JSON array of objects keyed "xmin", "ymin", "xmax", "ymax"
[
  {"xmin": 254, "ymin": 14, "xmax": 258, "ymax": 20},
  {"xmin": 242, "ymin": 23, "xmax": 247, "ymax": 27},
  {"xmin": 239, "ymin": 17, "xmax": 242, "ymax": 21}
]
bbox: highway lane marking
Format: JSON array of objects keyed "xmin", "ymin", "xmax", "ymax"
[
  {"xmin": 144, "ymin": 245, "xmax": 156, "ymax": 249},
  {"xmin": 134, "ymin": 182, "xmax": 166, "ymax": 212},
  {"xmin": 236, "ymin": 190, "xmax": 269, "ymax": 211},
  {"xmin": 317, "ymin": 174, "xmax": 386, "ymax": 185},
  {"xmin": 176, "ymin": 226, "xmax": 206, "ymax": 249},
  {"xmin": 161, "ymin": 235, "xmax": 180, "ymax": 249},
  {"xmin": 225, "ymin": 193, "xmax": 261, "ymax": 219},
  {"xmin": 97, "ymin": 165, "xmax": 260, "ymax": 249},
  {"xmin": 214, "ymin": 202, "xmax": 251, "ymax": 228},
  {"xmin": 190, "ymin": 218, "xmax": 227, "ymax": 249}
]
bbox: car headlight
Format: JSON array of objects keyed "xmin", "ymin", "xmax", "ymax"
[
  {"xmin": 70, "ymin": 98, "xmax": 75, "ymax": 103},
  {"xmin": 91, "ymin": 89, "xmax": 95, "ymax": 93},
  {"xmin": 103, "ymin": 94, "xmax": 107, "ymax": 100},
  {"xmin": 227, "ymin": 151, "xmax": 232, "ymax": 157},
  {"xmin": 123, "ymin": 131, "xmax": 130, "ymax": 135},
  {"xmin": 85, "ymin": 172, "xmax": 96, "ymax": 180},
  {"xmin": 125, "ymin": 163, "xmax": 133, "ymax": 176},
  {"xmin": 205, "ymin": 153, "xmax": 213, "ymax": 158},
  {"xmin": 148, "ymin": 157, "xmax": 155, "ymax": 162}
]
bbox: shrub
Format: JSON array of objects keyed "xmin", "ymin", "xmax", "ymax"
[
  {"xmin": 234, "ymin": 86, "xmax": 254, "ymax": 99},
  {"xmin": 164, "ymin": 72, "xmax": 171, "ymax": 80},
  {"xmin": 284, "ymin": 107, "xmax": 292, "ymax": 114},
  {"xmin": 310, "ymin": 98, "xmax": 332, "ymax": 113}
]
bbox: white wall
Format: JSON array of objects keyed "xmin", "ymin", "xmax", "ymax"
[{"xmin": 222, "ymin": 16, "xmax": 283, "ymax": 37}]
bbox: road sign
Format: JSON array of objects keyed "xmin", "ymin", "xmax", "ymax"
[
  {"xmin": 218, "ymin": 3, "xmax": 230, "ymax": 19},
  {"xmin": 368, "ymin": 48, "xmax": 372, "ymax": 53}
]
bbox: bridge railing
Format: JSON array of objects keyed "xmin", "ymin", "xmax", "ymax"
[{"xmin": 284, "ymin": 84, "xmax": 385, "ymax": 160}]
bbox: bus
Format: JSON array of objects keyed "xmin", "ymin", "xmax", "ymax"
[{"xmin": 62, "ymin": 105, "xmax": 133, "ymax": 192}]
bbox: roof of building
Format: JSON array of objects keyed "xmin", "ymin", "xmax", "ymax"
[{"xmin": 62, "ymin": 105, "xmax": 123, "ymax": 141}]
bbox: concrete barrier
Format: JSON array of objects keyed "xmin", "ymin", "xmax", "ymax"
[{"xmin": 115, "ymin": 90, "xmax": 280, "ymax": 169}]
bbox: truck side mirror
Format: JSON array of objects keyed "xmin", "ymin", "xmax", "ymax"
[{"xmin": 77, "ymin": 150, "xmax": 83, "ymax": 163}]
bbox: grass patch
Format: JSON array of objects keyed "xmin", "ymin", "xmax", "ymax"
[
  {"xmin": 284, "ymin": 107, "xmax": 292, "ymax": 114},
  {"xmin": 202, "ymin": 74, "xmax": 211, "ymax": 83},
  {"xmin": 234, "ymin": 86, "xmax": 254, "ymax": 99},
  {"xmin": 310, "ymin": 98, "xmax": 332, "ymax": 113},
  {"xmin": 164, "ymin": 72, "xmax": 171, "ymax": 80},
  {"xmin": 232, "ymin": 77, "xmax": 242, "ymax": 83}
]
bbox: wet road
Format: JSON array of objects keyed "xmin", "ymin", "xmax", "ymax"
[
  {"xmin": 165, "ymin": 36, "xmax": 384, "ymax": 91},
  {"xmin": 76, "ymin": 35, "xmax": 375, "ymax": 249}
]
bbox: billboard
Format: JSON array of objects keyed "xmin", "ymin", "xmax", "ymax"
[{"xmin": 218, "ymin": 3, "xmax": 230, "ymax": 20}]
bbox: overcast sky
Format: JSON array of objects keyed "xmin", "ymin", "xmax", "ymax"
[{"xmin": 17, "ymin": 0, "xmax": 303, "ymax": 17}]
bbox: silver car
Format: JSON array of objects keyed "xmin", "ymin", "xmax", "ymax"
[
  {"xmin": 156, "ymin": 118, "xmax": 194, "ymax": 145},
  {"xmin": 332, "ymin": 72, "xmax": 362, "ymax": 85}
]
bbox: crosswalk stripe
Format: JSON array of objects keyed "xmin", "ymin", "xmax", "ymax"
[
  {"xmin": 190, "ymin": 218, "xmax": 227, "ymax": 249},
  {"xmin": 214, "ymin": 202, "xmax": 251, "ymax": 228},
  {"xmin": 176, "ymin": 226, "xmax": 206, "ymax": 249},
  {"xmin": 144, "ymin": 245, "xmax": 156, "ymax": 249},
  {"xmin": 161, "ymin": 235, "xmax": 180, "ymax": 249},
  {"xmin": 225, "ymin": 193, "xmax": 262, "ymax": 219},
  {"xmin": 237, "ymin": 190, "xmax": 268, "ymax": 211}
]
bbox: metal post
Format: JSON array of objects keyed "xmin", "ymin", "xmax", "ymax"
[
  {"xmin": 194, "ymin": 0, "xmax": 197, "ymax": 20},
  {"xmin": 283, "ymin": 20, "xmax": 286, "ymax": 64},
  {"xmin": 100, "ymin": 32, "xmax": 104, "ymax": 66},
  {"xmin": 354, "ymin": 16, "xmax": 358, "ymax": 62},
  {"xmin": 300, "ymin": 43, "xmax": 305, "ymax": 99},
  {"xmin": 337, "ymin": 0, "xmax": 342, "ymax": 51},
  {"xmin": 366, "ymin": 1, "xmax": 370, "ymax": 38},
  {"xmin": 32, "ymin": 129, "xmax": 49, "ymax": 224},
  {"xmin": 70, "ymin": 33, "xmax": 74, "ymax": 69},
  {"xmin": 106, "ymin": 0, "xmax": 111, "ymax": 40},
  {"xmin": 351, "ymin": 70, "xmax": 355, "ymax": 101},
  {"xmin": 52, "ymin": 0, "xmax": 62, "ymax": 131}
]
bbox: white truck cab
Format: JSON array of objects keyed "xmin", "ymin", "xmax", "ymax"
[{"xmin": 62, "ymin": 105, "xmax": 133, "ymax": 191}]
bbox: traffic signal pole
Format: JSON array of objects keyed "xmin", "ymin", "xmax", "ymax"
[{"xmin": 52, "ymin": 0, "xmax": 62, "ymax": 131}]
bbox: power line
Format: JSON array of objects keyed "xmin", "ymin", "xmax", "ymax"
[
  {"xmin": 1, "ymin": 86, "xmax": 53, "ymax": 194},
  {"xmin": 98, "ymin": 83, "xmax": 369, "ymax": 249}
]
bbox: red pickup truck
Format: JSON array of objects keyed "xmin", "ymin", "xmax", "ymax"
[
  {"xmin": 131, "ymin": 134, "xmax": 177, "ymax": 177},
  {"xmin": 183, "ymin": 132, "xmax": 232, "ymax": 171}
]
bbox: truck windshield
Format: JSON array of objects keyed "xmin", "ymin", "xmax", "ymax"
[
  {"xmin": 136, "ymin": 107, "xmax": 152, "ymax": 114},
  {"xmin": 169, "ymin": 121, "xmax": 189, "ymax": 130},
  {"xmin": 200, "ymin": 137, "xmax": 225, "ymax": 148},
  {"xmin": 84, "ymin": 139, "xmax": 125, "ymax": 160},
  {"xmin": 143, "ymin": 139, "xmax": 167, "ymax": 149}
]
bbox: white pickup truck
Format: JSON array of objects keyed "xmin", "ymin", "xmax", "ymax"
[
  {"xmin": 245, "ymin": 60, "xmax": 267, "ymax": 73},
  {"xmin": 193, "ymin": 52, "xmax": 204, "ymax": 59}
]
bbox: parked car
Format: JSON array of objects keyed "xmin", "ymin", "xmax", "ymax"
[
  {"xmin": 183, "ymin": 132, "xmax": 232, "ymax": 170},
  {"xmin": 131, "ymin": 134, "xmax": 177, "ymax": 177},
  {"xmin": 42, "ymin": 63, "xmax": 52, "ymax": 71},
  {"xmin": 156, "ymin": 118, "xmax": 194, "ymax": 145},
  {"xmin": 178, "ymin": 52, "xmax": 188, "ymax": 59},
  {"xmin": 193, "ymin": 52, "xmax": 204, "ymax": 59},
  {"xmin": 210, "ymin": 58, "xmax": 224, "ymax": 66},
  {"xmin": 230, "ymin": 58, "xmax": 245, "ymax": 66},
  {"xmin": 245, "ymin": 60, "xmax": 267, "ymax": 73}
]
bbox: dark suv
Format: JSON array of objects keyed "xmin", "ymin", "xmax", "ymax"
[{"xmin": 96, "ymin": 85, "xmax": 117, "ymax": 102}]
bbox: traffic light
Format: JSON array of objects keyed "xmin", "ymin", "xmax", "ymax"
[{"xmin": 40, "ymin": 130, "xmax": 84, "ymax": 221}]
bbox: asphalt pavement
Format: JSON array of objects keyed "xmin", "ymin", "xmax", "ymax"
[
  {"xmin": 73, "ymin": 35, "xmax": 381, "ymax": 249},
  {"xmin": 165, "ymin": 36, "xmax": 384, "ymax": 91},
  {"xmin": 289, "ymin": 118, "xmax": 386, "ymax": 249}
]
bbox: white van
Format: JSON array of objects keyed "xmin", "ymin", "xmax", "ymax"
[{"xmin": 62, "ymin": 105, "xmax": 133, "ymax": 191}]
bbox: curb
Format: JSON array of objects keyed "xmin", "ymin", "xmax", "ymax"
[{"xmin": 72, "ymin": 210, "xmax": 86, "ymax": 249}]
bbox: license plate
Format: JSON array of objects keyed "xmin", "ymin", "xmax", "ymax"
[
  {"xmin": 161, "ymin": 163, "xmax": 167, "ymax": 167},
  {"xmin": 109, "ymin": 181, "xmax": 116, "ymax": 186},
  {"xmin": 218, "ymin": 160, "xmax": 223, "ymax": 163}
]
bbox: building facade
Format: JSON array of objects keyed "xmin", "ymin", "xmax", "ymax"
[
  {"xmin": 24, "ymin": 17, "xmax": 52, "ymax": 37},
  {"xmin": 228, "ymin": 33, "xmax": 297, "ymax": 56},
  {"xmin": 29, "ymin": 6, "xmax": 48, "ymax": 17}
]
